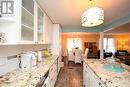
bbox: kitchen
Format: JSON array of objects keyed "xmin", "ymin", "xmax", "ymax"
[
  {"xmin": 0, "ymin": 0, "xmax": 130, "ymax": 87},
  {"xmin": 0, "ymin": 0, "xmax": 62, "ymax": 86}
]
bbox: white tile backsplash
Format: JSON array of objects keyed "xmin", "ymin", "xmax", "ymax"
[
  {"xmin": 0, "ymin": 44, "xmax": 50, "ymax": 56},
  {"xmin": 0, "ymin": 57, "xmax": 7, "ymax": 66},
  {"xmin": 0, "ymin": 44, "xmax": 50, "ymax": 76},
  {"xmin": 0, "ymin": 57, "xmax": 19, "ymax": 76}
]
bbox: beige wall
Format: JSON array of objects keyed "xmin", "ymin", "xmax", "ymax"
[
  {"xmin": 62, "ymin": 33, "xmax": 130, "ymax": 55},
  {"xmin": 113, "ymin": 34, "xmax": 130, "ymax": 52},
  {"xmin": 105, "ymin": 33, "xmax": 130, "ymax": 53},
  {"xmin": 61, "ymin": 33, "xmax": 100, "ymax": 56}
]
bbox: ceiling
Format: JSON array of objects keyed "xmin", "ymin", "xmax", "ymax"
[
  {"xmin": 37, "ymin": 0, "xmax": 130, "ymax": 29},
  {"xmin": 105, "ymin": 23, "xmax": 130, "ymax": 34}
]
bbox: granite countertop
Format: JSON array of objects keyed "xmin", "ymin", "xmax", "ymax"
[
  {"xmin": 84, "ymin": 59, "xmax": 130, "ymax": 87},
  {"xmin": 0, "ymin": 55, "xmax": 59, "ymax": 87}
]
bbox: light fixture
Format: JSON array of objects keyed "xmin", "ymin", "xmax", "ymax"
[
  {"xmin": 118, "ymin": 40, "xmax": 128, "ymax": 50},
  {"xmin": 81, "ymin": 0, "xmax": 104, "ymax": 27}
]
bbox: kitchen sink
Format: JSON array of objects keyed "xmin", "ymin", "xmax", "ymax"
[{"xmin": 102, "ymin": 64, "xmax": 125, "ymax": 73}]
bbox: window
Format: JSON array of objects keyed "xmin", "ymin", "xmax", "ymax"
[
  {"xmin": 67, "ymin": 38, "xmax": 81, "ymax": 51},
  {"xmin": 104, "ymin": 38, "xmax": 115, "ymax": 53}
]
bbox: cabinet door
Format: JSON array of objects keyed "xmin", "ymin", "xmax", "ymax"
[
  {"xmin": 37, "ymin": 7, "xmax": 44, "ymax": 43},
  {"xmin": 83, "ymin": 62, "xmax": 86, "ymax": 86},
  {"xmin": 43, "ymin": 14, "xmax": 52, "ymax": 44},
  {"xmin": 89, "ymin": 75, "xmax": 98, "ymax": 87},
  {"xmin": 84, "ymin": 63, "xmax": 90, "ymax": 87},
  {"xmin": 85, "ymin": 70, "xmax": 91, "ymax": 87},
  {"xmin": 58, "ymin": 56, "xmax": 62, "ymax": 72},
  {"xmin": 21, "ymin": 0, "xmax": 34, "ymax": 43},
  {"xmin": 49, "ymin": 60, "xmax": 58, "ymax": 87}
]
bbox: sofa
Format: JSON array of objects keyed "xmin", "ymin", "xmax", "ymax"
[
  {"xmin": 114, "ymin": 50, "xmax": 130, "ymax": 66},
  {"xmin": 114, "ymin": 50, "xmax": 128, "ymax": 60},
  {"xmin": 98, "ymin": 50, "xmax": 113, "ymax": 59}
]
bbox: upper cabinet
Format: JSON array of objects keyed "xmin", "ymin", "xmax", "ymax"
[
  {"xmin": 37, "ymin": 6, "xmax": 44, "ymax": 43},
  {"xmin": 34, "ymin": 2, "xmax": 52, "ymax": 44},
  {"xmin": 0, "ymin": 0, "xmax": 20, "ymax": 45},
  {"xmin": 21, "ymin": 0, "xmax": 34, "ymax": 43},
  {"xmin": 0, "ymin": 0, "xmax": 53, "ymax": 45},
  {"xmin": 43, "ymin": 14, "xmax": 53, "ymax": 44}
]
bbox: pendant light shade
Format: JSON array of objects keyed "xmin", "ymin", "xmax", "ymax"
[{"xmin": 81, "ymin": 7, "xmax": 104, "ymax": 27}]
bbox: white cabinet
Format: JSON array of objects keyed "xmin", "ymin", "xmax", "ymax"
[
  {"xmin": 51, "ymin": 24, "xmax": 61, "ymax": 55},
  {"xmin": 83, "ymin": 62, "xmax": 106, "ymax": 87},
  {"xmin": 43, "ymin": 14, "xmax": 53, "ymax": 44},
  {"xmin": 49, "ymin": 59, "xmax": 58, "ymax": 87},
  {"xmin": 34, "ymin": 2, "xmax": 44, "ymax": 44},
  {"xmin": 0, "ymin": 0, "xmax": 20, "ymax": 45},
  {"xmin": 21, "ymin": 0, "xmax": 34, "ymax": 43},
  {"xmin": 0, "ymin": 0, "xmax": 53, "ymax": 45},
  {"xmin": 34, "ymin": 1, "xmax": 53, "ymax": 44},
  {"xmin": 0, "ymin": 0, "xmax": 35, "ymax": 45},
  {"xmin": 83, "ymin": 62, "xmax": 90, "ymax": 87},
  {"xmin": 51, "ymin": 24, "xmax": 62, "ymax": 71},
  {"xmin": 37, "ymin": 7, "xmax": 44, "ymax": 43}
]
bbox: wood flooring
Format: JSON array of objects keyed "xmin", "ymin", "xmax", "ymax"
[{"xmin": 55, "ymin": 62, "xmax": 83, "ymax": 87}]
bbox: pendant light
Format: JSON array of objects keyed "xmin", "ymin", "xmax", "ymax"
[{"xmin": 81, "ymin": 0, "xmax": 104, "ymax": 27}]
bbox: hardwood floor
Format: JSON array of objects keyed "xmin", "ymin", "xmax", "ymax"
[{"xmin": 55, "ymin": 62, "xmax": 83, "ymax": 87}]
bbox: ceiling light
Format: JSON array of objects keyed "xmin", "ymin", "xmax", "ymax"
[{"xmin": 81, "ymin": 0, "xmax": 104, "ymax": 27}]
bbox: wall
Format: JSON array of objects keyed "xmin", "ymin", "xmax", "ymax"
[
  {"xmin": 0, "ymin": 44, "xmax": 50, "ymax": 57},
  {"xmin": 113, "ymin": 34, "xmax": 130, "ymax": 52},
  {"xmin": 0, "ymin": 44, "xmax": 50, "ymax": 76},
  {"xmin": 0, "ymin": 57, "xmax": 19, "ymax": 76},
  {"xmin": 62, "ymin": 33, "xmax": 100, "ymax": 56},
  {"xmin": 105, "ymin": 33, "xmax": 130, "ymax": 53}
]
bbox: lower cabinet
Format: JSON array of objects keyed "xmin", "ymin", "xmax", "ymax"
[
  {"xmin": 49, "ymin": 59, "xmax": 59, "ymax": 87},
  {"xmin": 83, "ymin": 62, "xmax": 106, "ymax": 87}
]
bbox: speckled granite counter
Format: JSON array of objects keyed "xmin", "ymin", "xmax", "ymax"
[
  {"xmin": 0, "ymin": 55, "xmax": 59, "ymax": 87},
  {"xmin": 84, "ymin": 59, "xmax": 130, "ymax": 87}
]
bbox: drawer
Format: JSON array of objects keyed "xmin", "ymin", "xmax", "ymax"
[
  {"xmin": 88, "ymin": 67, "xmax": 107, "ymax": 87},
  {"xmin": 49, "ymin": 60, "xmax": 58, "ymax": 78},
  {"xmin": 50, "ymin": 61, "xmax": 57, "ymax": 71}
]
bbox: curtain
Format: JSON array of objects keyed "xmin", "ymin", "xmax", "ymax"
[
  {"xmin": 104, "ymin": 38, "xmax": 115, "ymax": 53},
  {"xmin": 67, "ymin": 38, "xmax": 81, "ymax": 51}
]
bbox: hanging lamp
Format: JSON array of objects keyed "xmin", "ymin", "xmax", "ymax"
[{"xmin": 81, "ymin": 0, "xmax": 104, "ymax": 27}]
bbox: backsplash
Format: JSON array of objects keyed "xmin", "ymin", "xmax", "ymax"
[
  {"xmin": 0, "ymin": 56, "xmax": 19, "ymax": 76},
  {"xmin": 0, "ymin": 44, "xmax": 51, "ymax": 76},
  {"xmin": 0, "ymin": 44, "xmax": 50, "ymax": 57}
]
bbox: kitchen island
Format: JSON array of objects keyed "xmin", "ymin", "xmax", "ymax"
[
  {"xmin": 83, "ymin": 59, "xmax": 130, "ymax": 87},
  {"xmin": 0, "ymin": 55, "xmax": 59, "ymax": 87}
]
